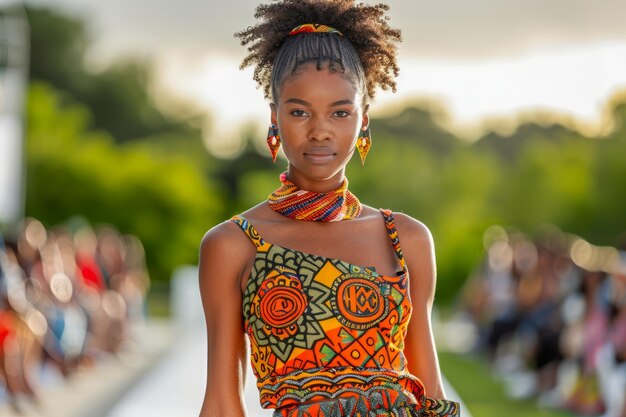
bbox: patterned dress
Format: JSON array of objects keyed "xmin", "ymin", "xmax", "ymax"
[{"xmin": 230, "ymin": 209, "xmax": 460, "ymax": 417}]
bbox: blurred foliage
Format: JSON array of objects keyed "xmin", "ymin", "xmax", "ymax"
[
  {"xmin": 24, "ymin": 82, "xmax": 222, "ymax": 283},
  {"xmin": 25, "ymin": 5, "xmax": 87, "ymax": 89},
  {"xmin": 25, "ymin": 5, "xmax": 186, "ymax": 142},
  {"xmin": 18, "ymin": 4, "xmax": 626, "ymax": 303}
]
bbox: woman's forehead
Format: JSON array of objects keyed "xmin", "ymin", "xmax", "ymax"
[{"xmin": 278, "ymin": 64, "xmax": 362, "ymax": 104}]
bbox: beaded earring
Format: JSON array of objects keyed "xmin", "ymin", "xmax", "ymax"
[
  {"xmin": 266, "ymin": 124, "xmax": 281, "ymax": 163},
  {"xmin": 356, "ymin": 127, "xmax": 372, "ymax": 165}
]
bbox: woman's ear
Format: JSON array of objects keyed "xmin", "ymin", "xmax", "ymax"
[
  {"xmin": 270, "ymin": 103, "xmax": 278, "ymax": 126},
  {"xmin": 361, "ymin": 104, "xmax": 370, "ymax": 130}
]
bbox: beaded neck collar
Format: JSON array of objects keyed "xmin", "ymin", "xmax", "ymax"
[{"xmin": 268, "ymin": 172, "xmax": 362, "ymax": 222}]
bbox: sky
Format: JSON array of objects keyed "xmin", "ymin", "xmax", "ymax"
[{"xmin": 14, "ymin": 0, "xmax": 626, "ymax": 153}]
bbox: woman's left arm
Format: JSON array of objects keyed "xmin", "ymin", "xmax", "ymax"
[{"xmin": 395, "ymin": 213, "xmax": 446, "ymax": 399}]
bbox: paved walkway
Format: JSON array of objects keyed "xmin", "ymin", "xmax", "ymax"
[
  {"xmin": 107, "ymin": 321, "xmax": 270, "ymax": 417},
  {"xmin": 0, "ymin": 319, "xmax": 173, "ymax": 417}
]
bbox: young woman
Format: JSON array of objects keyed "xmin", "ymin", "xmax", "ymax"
[{"xmin": 198, "ymin": 1, "xmax": 460, "ymax": 416}]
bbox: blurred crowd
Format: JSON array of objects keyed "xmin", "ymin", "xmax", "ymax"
[
  {"xmin": 0, "ymin": 217, "xmax": 149, "ymax": 412},
  {"xmin": 459, "ymin": 225, "xmax": 626, "ymax": 417}
]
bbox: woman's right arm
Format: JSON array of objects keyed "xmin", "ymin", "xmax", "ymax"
[{"xmin": 198, "ymin": 223, "xmax": 250, "ymax": 417}]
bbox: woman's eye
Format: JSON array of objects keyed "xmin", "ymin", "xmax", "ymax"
[
  {"xmin": 290, "ymin": 109, "xmax": 308, "ymax": 117},
  {"xmin": 333, "ymin": 110, "xmax": 350, "ymax": 118}
]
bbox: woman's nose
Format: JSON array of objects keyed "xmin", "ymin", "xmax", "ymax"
[{"xmin": 308, "ymin": 118, "xmax": 332, "ymax": 141}]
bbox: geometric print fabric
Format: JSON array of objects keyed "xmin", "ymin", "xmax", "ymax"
[{"xmin": 230, "ymin": 209, "xmax": 460, "ymax": 416}]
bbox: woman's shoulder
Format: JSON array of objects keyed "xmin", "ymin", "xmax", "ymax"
[
  {"xmin": 376, "ymin": 209, "xmax": 437, "ymax": 297},
  {"xmin": 368, "ymin": 206, "xmax": 433, "ymax": 247},
  {"xmin": 199, "ymin": 215, "xmax": 261, "ymax": 263},
  {"xmin": 200, "ymin": 220, "xmax": 245, "ymax": 260},
  {"xmin": 361, "ymin": 205, "xmax": 432, "ymax": 238},
  {"xmin": 200, "ymin": 201, "xmax": 270, "ymax": 249}
]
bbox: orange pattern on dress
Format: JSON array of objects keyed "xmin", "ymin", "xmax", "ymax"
[{"xmin": 230, "ymin": 210, "xmax": 460, "ymax": 417}]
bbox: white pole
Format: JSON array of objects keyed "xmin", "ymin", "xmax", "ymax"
[{"xmin": 0, "ymin": 3, "xmax": 29, "ymax": 231}]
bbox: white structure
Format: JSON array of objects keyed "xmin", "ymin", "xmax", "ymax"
[{"xmin": 0, "ymin": 4, "xmax": 28, "ymax": 228}]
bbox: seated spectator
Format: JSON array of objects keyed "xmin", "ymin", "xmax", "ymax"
[{"xmin": 0, "ymin": 217, "xmax": 150, "ymax": 411}]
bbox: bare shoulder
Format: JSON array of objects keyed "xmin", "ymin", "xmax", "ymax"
[
  {"xmin": 200, "ymin": 219, "xmax": 250, "ymax": 257},
  {"xmin": 389, "ymin": 211, "xmax": 434, "ymax": 249},
  {"xmin": 198, "ymin": 219, "xmax": 256, "ymax": 287},
  {"xmin": 387, "ymin": 211, "xmax": 437, "ymax": 303}
]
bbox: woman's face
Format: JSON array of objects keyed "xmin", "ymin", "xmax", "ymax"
[{"xmin": 271, "ymin": 63, "xmax": 369, "ymax": 189}]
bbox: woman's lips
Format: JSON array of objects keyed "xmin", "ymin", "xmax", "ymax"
[{"xmin": 303, "ymin": 152, "xmax": 336, "ymax": 164}]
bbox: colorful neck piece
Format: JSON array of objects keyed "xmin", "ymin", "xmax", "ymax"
[
  {"xmin": 268, "ymin": 172, "xmax": 362, "ymax": 222},
  {"xmin": 289, "ymin": 23, "xmax": 344, "ymax": 37}
]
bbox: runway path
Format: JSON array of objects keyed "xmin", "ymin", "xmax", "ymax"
[
  {"xmin": 106, "ymin": 323, "xmax": 270, "ymax": 417},
  {"xmin": 107, "ymin": 266, "xmax": 270, "ymax": 417}
]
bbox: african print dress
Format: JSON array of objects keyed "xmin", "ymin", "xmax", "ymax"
[{"xmin": 230, "ymin": 209, "xmax": 460, "ymax": 417}]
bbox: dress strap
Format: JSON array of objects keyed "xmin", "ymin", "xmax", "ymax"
[
  {"xmin": 229, "ymin": 215, "xmax": 265, "ymax": 248},
  {"xmin": 379, "ymin": 208, "xmax": 407, "ymax": 273}
]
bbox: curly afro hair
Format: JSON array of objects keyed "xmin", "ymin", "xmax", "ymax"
[{"xmin": 234, "ymin": 0, "xmax": 401, "ymax": 104}]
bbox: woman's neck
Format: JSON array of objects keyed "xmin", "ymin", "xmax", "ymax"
[{"xmin": 286, "ymin": 166, "xmax": 346, "ymax": 193}]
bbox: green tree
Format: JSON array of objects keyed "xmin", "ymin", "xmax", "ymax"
[
  {"xmin": 25, "ymin": 81, "xmax": 223, "ymax": 283},
  {"xmin": 25, "ymin": 5, "xmax": 187, "ymax": 142},
  {"xmin": 26, "ymin": 5, "xmax": 89, "ymax": 92}
]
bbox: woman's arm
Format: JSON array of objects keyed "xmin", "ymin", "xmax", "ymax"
[
  {"xmin": 395, "ymin": 213, "xmax": 447, "ymax": 399},
  {"xmin": 198, "ymin": 223, "xmax": 250, "ymax": 417}
]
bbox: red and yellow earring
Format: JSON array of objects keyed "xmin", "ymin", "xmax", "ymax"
[
  {"xmin": 266, "ymin": 124, "xmax": 281, "ymax": 163},
  {"xmin": 356, "ymin": 127, "xmax": 372, "ymax": 165}
]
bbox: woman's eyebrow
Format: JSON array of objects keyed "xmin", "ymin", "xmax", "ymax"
[
  {"xmin": 330, "ymin": 99, "xmax": 354, "ymax": 106},
  {"xmin": 284, "ymin": 98, "xmax": 354, "ymax": 106},
  {"xmin": 285, "ymin": 98, "xmax": 311, "ymax": 106}
]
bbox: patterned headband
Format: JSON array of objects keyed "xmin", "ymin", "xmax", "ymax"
[{"xmin": 289, "ymin": 23, "xmax": 344, "ymax": 37}]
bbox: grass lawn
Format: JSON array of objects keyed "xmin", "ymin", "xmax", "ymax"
[{"xmin": 439, "ymin": 351, "xmax": 575, "ymax": 417}]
